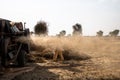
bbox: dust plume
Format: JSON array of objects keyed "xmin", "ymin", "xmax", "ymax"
[
  {"xmin": 15, "ymin": 36, "xmax": 120, "ymax": 78},
  {"xmin": 17, "ymin": 35, "xmax": 120, "ymax": 60},
  {"xmin": 30, "ymin": 36, "xmax": 112, "ymax": 53}
]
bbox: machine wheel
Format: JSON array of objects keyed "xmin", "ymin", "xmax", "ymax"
[
  {"xmin": 17, "ymin": 50, "xmax": 27, "ymax": 67},
  {"xmin": 1, "ymin": 38, "xmax": 10, "ymax": 67}
]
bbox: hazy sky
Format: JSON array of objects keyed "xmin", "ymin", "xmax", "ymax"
[{"xmin": 0, "ymin": 0, "xmax": 120, "ymax": 36}]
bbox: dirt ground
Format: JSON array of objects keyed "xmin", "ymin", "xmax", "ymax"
[
  {"xmin": 0, "ymin": 36, "xmax": 120, "ymax": 80},
  {"xmin": 0, "ymin": 57, "xmax": 120, "ymax": 80}
]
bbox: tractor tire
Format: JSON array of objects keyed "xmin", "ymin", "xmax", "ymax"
[
  {"xmin": 1, "ymin": 38, "xmax": 10, "ymax": 67},
  {"xmin": 17, "ymin": 50, "xmax": 27, "ymax": 67}
]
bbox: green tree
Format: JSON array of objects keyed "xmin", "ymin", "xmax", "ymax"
[
  {"xmin": 57, "ymin": 30, "xmax": 66, "ymax": 37},
  {"xmin": 97, "ymin": 30, "xmax": 103, "ymax": 37},
  {"xmin": 109, "ymin": 29, "xmax": 119, "ymax": 37},
  {"xmin": 72, "ymin": 23, "xmax": 82, "ymax": 36},
  {"xmin": 34, "ymin": 21, "xmax": 48, "ymax": 36},
  {"xmin": 59, "ymin": 30, "xmax": 66, "ymax": 36}
]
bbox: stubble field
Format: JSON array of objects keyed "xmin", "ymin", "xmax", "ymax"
[{"xmin": 0, "ymin": 36, "xmax": 120, "ymax": 80}]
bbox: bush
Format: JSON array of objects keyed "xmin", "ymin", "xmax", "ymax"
[{"xmin": 34, "ymin": 21, "xmax": 48, "ymax": 36}]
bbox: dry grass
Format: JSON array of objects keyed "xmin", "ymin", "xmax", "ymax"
[
  {"xmin": 17, "ymin": 36, "xmax": 120, "ymax": 61},
  {"xmin": 10, "ymin": 36, "xmax": 120, "ymax": 80},
  {"xmin": 28, "ymin": 36, "xmax": 120, "ymax": 59}
]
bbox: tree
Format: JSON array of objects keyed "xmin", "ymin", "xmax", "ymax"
[
  {"xmin": 97, "ymin": 30, "xmax": 103, "ymax": 37},
  {"xmin": 59, "ymin": 30, "xmax": 66, "ymax": 36},
  {"xmin": 34, "ymin": 21, "xmax": 48, "ymax": 36},
  {"xmin": 72, "ymin": 23, "xmax": 82, "ymax": 36},
  {"xmin": 57, "ymin": 30, "xmax": 66, "ymax": 37},
  {"xmin": 109, "ymin": 29, "xmax": 119, "ymax": 37}
]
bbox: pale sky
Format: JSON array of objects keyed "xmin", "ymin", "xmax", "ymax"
[{"xmin": 0, "ymin": 0, "xmax": 120, "ymax": 36}]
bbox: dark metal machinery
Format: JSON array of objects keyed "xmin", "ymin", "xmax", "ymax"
[{"xmin": 0, "ymin": 18, "xmax": 30, "ymax": 67}]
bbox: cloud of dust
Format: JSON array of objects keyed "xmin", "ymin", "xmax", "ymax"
[
  {"xmin": 17, "ymin": 35, "xmax": 120, "ymax": 69},
  {"xmin": 17, "ymin": 35, "xmax": 120, "ymax": 58}
]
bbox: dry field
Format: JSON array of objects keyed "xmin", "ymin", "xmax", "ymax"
[{"xmin": 0, "ymin": 36, "xmax": 120, "ymax": 80}]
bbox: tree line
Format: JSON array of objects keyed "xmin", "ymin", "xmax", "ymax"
[
  {"xmin": 97, "ymin": 29, "xmax": 119, "ymax": 37},
  {"xmin": 33, "ymin": 20, "xmax": 119, "ymax": 37}
]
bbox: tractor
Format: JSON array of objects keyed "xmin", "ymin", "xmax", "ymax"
[{"xmin": 0, "ymin": 18, "xmax": 30, "ymax": 67}]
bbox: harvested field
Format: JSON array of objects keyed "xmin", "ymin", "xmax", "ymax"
[{"xmin": 0, "ymin": 36, "xmax": 120, "ymax": 80}]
